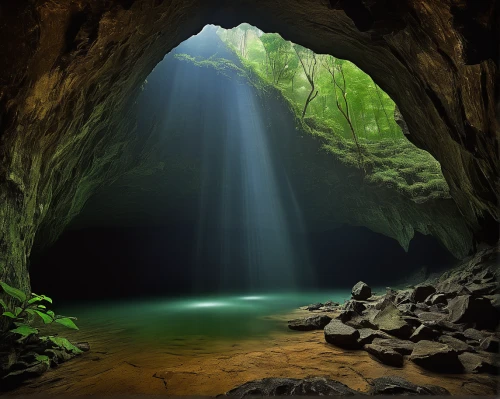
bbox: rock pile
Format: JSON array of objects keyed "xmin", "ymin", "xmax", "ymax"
[{"xmin": 288, "ymin": 246, "xmax": 500, "ymax": 375}]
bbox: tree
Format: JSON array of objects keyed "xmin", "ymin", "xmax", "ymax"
[
  {"xmin": 293, "ymin": 44, "xmax": 319, "ymax": 119},
  {"xmin": 321, "ymin": 55, "xmax": 362, "ymax": 159},
  {"xmin": 260, "ymin": 33, "xmax": 298, "ymax": 86}
]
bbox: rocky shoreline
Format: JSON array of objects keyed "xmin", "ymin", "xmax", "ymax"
[
  {"xmin": 284, "ymin": 247, "xmax": 499, "ymax": 377},
  {"xmin": 222, "ymin": 247, "xmax": 499, "ymax": 397}
]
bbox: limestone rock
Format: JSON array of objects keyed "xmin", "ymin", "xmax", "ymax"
[
  {"xmin": 306, "ymin": 303, "xmax": 323, "ymax": 311},
  {"xmin": 438, "ymin": 335, "xmax": 475, "ymax": 353},
  {"xmin": 409, "ymin": 340, "xmax": 463, "ymax": 373},
  {"xmin": 458, "ymin": 352, "xmax": 499, "ymax": 374},
  {"xmin": 324, "ymin": 320, "xmax": 360, "ymax": 349},
  {"xmin": 447, "ymin": 295, "xmax": 499, "ymax": 330},
  {"xmin": 479, "ymin": 336, "xmax": 500, "ymax": 353},
  {"xmin": 409, "ymin": 325, "xmax": 440, "ymax": 342},
  {"xmin": 357, "ymin": 328, "xmax": 392, "ymax": 346},
  {"xmin": 364, "ymin": 344, "xmax": 404, "ymax": 367},
  {"xmin": 351, "ymin": 281, "xmax": 371, "ymax": 300},
  {"xmin": 371, "ymin": 338, "xmax": 415, "ymax": 355},
  {"xmin": 288, "ymin": 315, "xmax": 332, "ymax": 331},
  {"xmin": 372, "ymin": 301, "xmax": 413, "ymax": 339},
  {"xmin": 410, "ymin": 285, "xmax": 436, "ymax": 303}
]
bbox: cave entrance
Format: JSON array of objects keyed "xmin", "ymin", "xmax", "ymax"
[
  {"xmin": 5, "ymin": 19, "xmax": 486, "ymax": 396},
  {"xmin": 30, "ymin": 23, "xmax": 458, "ymax": 299},
  {"xmin": 27, "ymin": 22, "xmax": 458, "ymax": 351}
]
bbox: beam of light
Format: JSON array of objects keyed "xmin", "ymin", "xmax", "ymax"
[{"xmin": 153, "ymin": 25, "xmax": 316, "ymax": 294}]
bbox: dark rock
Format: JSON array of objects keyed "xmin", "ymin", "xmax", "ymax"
[
  {"xmin": 324, "ymin": 320, "xmax": 360, "ymax": 349},
  {"xmin": 44, "ymin": 349, "xmax": 73, "ymax": 363},
  {"xmin": 447, "ymin": 295, "xmax": 499, "ymax": 330},
  {"xmin": 75, "ymin": 342, "xmax": 91, "ymax": 352},
  {"xmin": 429, "ymin": 319, "xmax": 467, "ymax": 333},
  {"xmin": 288, "ymin": 315, "xmax": 332, "ymax": 331},
  {"xmin": 425, "ymin": 293, "xmax": 448, "ymax": 306},
  {"xmin": 357, "ymin": 328, "xmax": 392, "ymax": 346},
  {"xmin": 364, "ymin": 344, "xmax": 404, "ymax": 367},
  {"xmin": 342, "ymin": 300, "xmax": 366, "ymax": 314},
  {"xmin": 345, "ymin": 316, "xmax": 378, "ymax": 330},
  {"xmin": 372, "ymin": 301, "xmax": 413, "ymax": 339},
  {"xmin": 0, "ymin": 361, "xmax": 50, "ymax": 389},
  {"xmin": 397, "ymin": 303, "xmax": 416, "ymax": 315},
  {"xmin": 369, "ymin": 376, "xmax": 450, "ymax": 395},
  {"xmin": 463, "ymin": 328, "xmax": 491, "ymax": 342},
  {"xmin": 306, "ymin": 303, "xmax": 323, "ymax": 311},
  {"xmin": 409, "ymin": 340, "xmax": 463, "ymax": 373},
  {"xmin": 223, "ymin": 377, "xmax": 362, "ymax": 396},
  {"xmin": 352, "ymin": 281, "xmax": 371, "ymax": 300},
  {"xmin": 458, "ymin": 352, "xmax": 499, "ymax": 374},
  {"xmin": 465, "ymin": 282, "xmax": 498, "ymax": 296},
  {"xmin": 428, "ymin": 303, "xmax": 447, "ymax": 313},
  {"xmin": 402, "ymin": 316, "xmax": 422, "ymax": 328},
  {"xmin": 414, "ymin": 303, "xmax": 430, "ymax": 311},
  {"xmin": 479, "ymin": 336, "xmax": 500, "ymax": 353},
  {"xmin": 438, "ymin": 335, "xmax": 475, "ymax": 353},
  {"xmin": 484, "ymin": 294, "xmax": 500, "ymax": 311},
  {"xmin": 411, "ymin": 285, "xmax": 436, "ymax": 303},
  {"xmin": 416, "ymin": 312, "xmax": 447, "ymax": 322},
  {"xmin": 409, "ymin": 325, "xmax": 440, "ymax": 342},
  {"xmin": 394, "ymin": 290, "xmax": 412, "ymax": 305},
  {"xmin": 371, "ymin": 338, "xmax": 415, "ymax": 355}
]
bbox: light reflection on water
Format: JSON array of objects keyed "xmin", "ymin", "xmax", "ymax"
[{"xmin": 55, "ymin": 291, "xmax": 350, "ymax": 346}]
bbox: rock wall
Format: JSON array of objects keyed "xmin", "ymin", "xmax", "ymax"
[{"xmin": 0, "ymin": 0, "xmax": 497, "ymax": 292}]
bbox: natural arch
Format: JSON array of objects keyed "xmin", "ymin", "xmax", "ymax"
[{"xmin": 0, "ymin": 0, "xmax": 497, "ymax": 293}]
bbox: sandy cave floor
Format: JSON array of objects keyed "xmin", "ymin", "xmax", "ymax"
[{"xmin": 5, "ymin": 309, "xmax": 499, "ymax": 396}]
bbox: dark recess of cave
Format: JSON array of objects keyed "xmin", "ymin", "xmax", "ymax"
[{"xmin": 29, "ymin": 225, "xmax": 455, "ymax": 301}]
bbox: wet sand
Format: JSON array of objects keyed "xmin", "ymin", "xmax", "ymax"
[{"xmin": 6, "ymin": 309, "xmax": 499, "ymax": 396}]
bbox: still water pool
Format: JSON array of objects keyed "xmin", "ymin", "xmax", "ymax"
[{"xmin": 55, "ymin": 291, "xmax": 351, "ymax": 346}]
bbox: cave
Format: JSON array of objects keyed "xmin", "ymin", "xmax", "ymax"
[{"xmin": 0, "ymin": 1, "xmax": 498, "ymax": 396}]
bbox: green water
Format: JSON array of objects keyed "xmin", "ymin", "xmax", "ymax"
[{"xmin": 57, "ymin": 291, "xmax": 350, "ymax": 345}]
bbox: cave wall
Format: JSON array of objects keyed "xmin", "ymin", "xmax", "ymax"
[{"xmin": 0, "ymin": 0, "xmax": 498, "ymax": 293}]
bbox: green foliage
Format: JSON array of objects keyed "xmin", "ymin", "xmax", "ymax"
[{"xmin": 0, "ymin": 281, "xmax": 79, "ymax": 343}]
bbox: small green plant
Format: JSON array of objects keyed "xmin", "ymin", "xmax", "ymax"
[{"xmin": 0, "ymin": 281, "xmax": 78, "ymax": 342}]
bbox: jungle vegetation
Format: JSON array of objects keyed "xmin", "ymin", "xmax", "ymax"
[{"xmin": 172, "ymin": 24, "xmax": 450, "ymax": 202}]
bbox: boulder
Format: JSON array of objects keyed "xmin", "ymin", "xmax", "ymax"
[
  {"xmin": 425, "ymin": 293, "xmax": 448, "ymax": 306},
  {"xmin": 479, "ymin": 336, "xmax": 500, "ymax": 353},
  {"xmin": 394, "ymin": 290, "xmax": 412, "ymax": 305},
  {"xmin": 465, "ymin": 282, "xmax": 498, "ymax": 296},
  {"xmin": 416, "ymin": 312, "xmax": 447, "ymax": 322},
  {"xmin": 458, "ymin": 352, "xmax": 499, "ymax": 374},
  {"xmin": 411, "ymin": 285, "xmax": 436, "ymax": 303},
  {"xmin": 409, "ymin": 325, "xmax": 440, "ymax": 342},
  {"xmin": 369, "ymin": 376, "xmax": 450, "ymax": 395},
  {"xmin": 357, "ymin": 328, "xmax": 392, "ymax": 346},
  {"xmin": 371, "ymin": 338, "xmax": 415, "ymax": 355},
  {"xmin": 438, "ymin": 335, "xmax": 475, "ymax": 353},
  {"xmin": 364, "ymin": 344, "xmax": 404, "ymax": 367},
  {"xmin": 223, "ymin": 377, "xmax": 362, "ymax": 396},
  {"xmin": 352, "ymin": 281, "xmax": 371, "ymax": 300},
  {"xmin": 463, "ymin": 328, "xmax": 491, "ymax": 342},
  {"xmin": 342, "ymin": 300, "xmax": 366, "ymax": 314},
  {"xmin": 372, "ymin": 301, "xmax": 413, "ymax": 339},
  {"xmin": 306, "ymin": 303, "xmax": 323, "ymax": 311},
  {"xmin": 288, "ymin": 315, "xmax": 332, "ymax": 331},
  {"xmin": 75, "ymin": 342, "xmax": 91, "ymax": 352},
  {"xmin": 324, "ymin": 320, "xmax": 360, "ymax": 349},
  {"xmin": 397, "ymin": 303, "xmax": 416, "ymax": 315},
  {"xmin": 447, "ymin": 295, "xmax": 499, "ymax": 330},
  {"xmin": 409, "ymin": 340, "xmax": 463, "ymax": 373}
]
